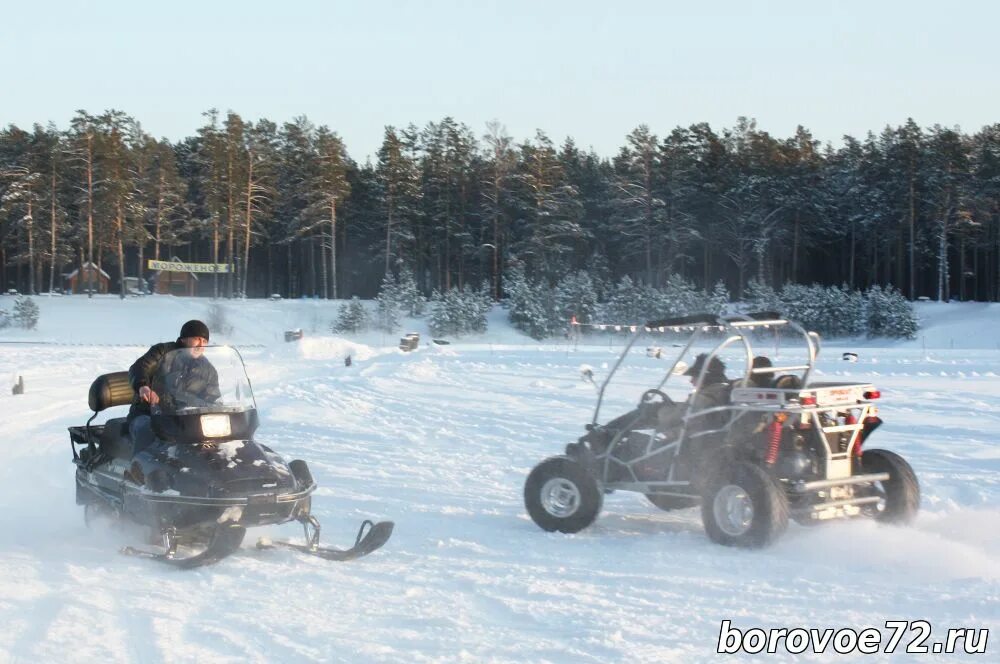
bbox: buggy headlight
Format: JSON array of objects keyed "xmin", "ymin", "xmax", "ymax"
[{"xmin": 200, "ymin": 414, "xmax": 231, "ymax": 438}]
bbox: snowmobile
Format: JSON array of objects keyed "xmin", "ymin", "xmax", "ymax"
[
  {"xmin": 524, "ymin": 313, "xmax": 920, "ymax": 548},
  {"xmin": 70, "ymin": 345, "xmax": 393, "ymax": 568}
]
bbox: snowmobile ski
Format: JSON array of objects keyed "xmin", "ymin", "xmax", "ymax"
[
  {"xmin": 122, "ymin": 524, "xmax": 247, "ymax": 569},
  {"xmin": 256, "ymin": 519, "xmax": 394, "ymax": 561}
]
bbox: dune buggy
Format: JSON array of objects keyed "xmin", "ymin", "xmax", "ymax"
[{"xmin": 524, "ymin": 313, "xmax": 919, "ymax": 547}]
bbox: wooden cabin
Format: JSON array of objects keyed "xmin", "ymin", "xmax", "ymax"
[
  {"xmin": 153, "ymin": 269, "xmax": 199, "ymax": 296},
  {"xmin": 64, "ymin": 262, "xmax": 110, "ymax": 294}
]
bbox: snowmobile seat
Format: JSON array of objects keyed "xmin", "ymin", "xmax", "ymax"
[
  {"xmin": 99, "ymin": 417, "xmax": 132, "ymax": 460},
  {"xmin": 88, "ymin": 371, "xmax": 134, "ymax": 412}
]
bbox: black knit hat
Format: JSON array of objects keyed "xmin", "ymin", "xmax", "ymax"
[{"xmin": 179, "ymin": 319, "xmax": 210, "ymax": 341}]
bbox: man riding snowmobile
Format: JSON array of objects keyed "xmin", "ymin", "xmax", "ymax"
[
  {"xmin": 70, "ymin": 329, "xmax": 394, "ymax": 567},
  {"xmin": 127, "ymin": 319, "xmax": 218, "ymax": 457}
]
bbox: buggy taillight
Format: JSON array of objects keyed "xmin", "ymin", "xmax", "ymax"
[
  {"xmin": 863, "ymin": 390, "xmax": 881, "ymax": 400},
  {"xmin": 799, "ymin": 394, "xmax": 817, "ymax": 406}
]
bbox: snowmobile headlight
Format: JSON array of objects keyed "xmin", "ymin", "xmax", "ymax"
[{"xmin": 201, "ymin": 414, "xmax": 232, "ymax": 438}]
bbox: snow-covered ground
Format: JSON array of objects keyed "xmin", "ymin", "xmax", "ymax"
[{"xmin": 0, "ymin": 295, "xmax": 998, "ymax": 663}]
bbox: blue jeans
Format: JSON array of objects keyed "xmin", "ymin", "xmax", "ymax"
[{"xmin": 129, "ymin": 415, "xmax": 155, "ymax": 456}]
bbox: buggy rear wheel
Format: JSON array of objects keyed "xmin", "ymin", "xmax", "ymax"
[
  {"xmin": 524, "ymin": 456, "xmax": 602, "ymax": 533},
  {"xmin": 701, "ymin": 461, "xmax": 788, "ymax": 548},
  {"xmin": 861, "ymin": 449, "xmax": 919, "ymax": 524}
]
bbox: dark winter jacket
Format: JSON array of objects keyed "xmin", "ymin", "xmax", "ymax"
[
  {"xmin": 688, "ymin": 381, "xmax": 732, "ymax": 431},
  {"xmin": 657, "ymin": 375, "xmax": 731, "ymax": 433},
  {"xmin": 128, "ymin": 342, "xmax": 221, "ymax": 419}
]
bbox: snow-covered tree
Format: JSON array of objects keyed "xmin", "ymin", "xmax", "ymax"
[
  {"xmin": 512, "ymin": 130, "xmax": 586, "ymax": 280},
  {"xmin": 305, "ymin": 126, "xmax": 351, "ymax": 299},
  {"xmin": 555, "ymin": 271, "xmax": 599, "ymax": 324},
  {"xmin": 463, "ymin": 283, "xmax": 492, "ymax": 333},
  {"xmin": 609, "ymin": 125, "xmax": 664, "ymax": 286},
  {"xmin": 703, "ymin": 280, "xmax": 730, "ymax": 316},
  {"xmin": 821, "ymin": 285, "xmax": 867, "ymax": 337},
  {"xmin": 374, "ymin": 273, "xmax": 402, "ymax": 332},
  {"xmin": 428, "ymin": 286, "xmax": 490, "ymax": 337},
  {"xmin": 375, "ymin": 127, "xmax": 422, "ymax": 274},
  {"xmin": 395, "ymin": 266, "xmax": 425, "ymax": 316},
  {"xmin": 373, "ymin": 267, "xmax": 426, "ymax": 332},
  {"xmin": 504, "ymin": 266, "xmax": 560, "ymax": 339},
  {"xmin": 333, "ymin": 296, "xmax": 369, "ymax": 333},
  {"xmin": 375, "ymin": 293, "xmax": 401, "ymax": 333},
  {"xmin": 427, "ymin": 290, "xmax": 456, "ymax": 336},
  {"xmin": 601, "ymin": 276, "xmax": 644, "ymax": 324},
  {"xmin": 659, "ymin": 273, "xmax": 702, "ymax": 317},
  {"xmin": 866, "ymin": 285, "xmax": 918, "ymax": 338},
  {"xmin": 505, "ymin": 267, "xmax": 540, "ymax": 333},
  {"xmin": 0, "ymin": 165, "xmax": 43, "ymax": 295},
  {"xmin": 772, "ymin": 283, "xmax": 870, "ymax": 337},
  {"xmin": 779, "ymin": 283, "xmax": 828, "ymax": 334},
  {"xmin": 12, "ymin": 296, "xmax": 39, "ymax": 330},
  {"xmin": 742, "ymin": 279, "xmax": 781, "ymax": 313}
]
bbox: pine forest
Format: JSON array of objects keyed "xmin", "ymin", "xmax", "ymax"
[{"xmin": 2, "ymin": 111, "xmax": 999, "ymax": 308}]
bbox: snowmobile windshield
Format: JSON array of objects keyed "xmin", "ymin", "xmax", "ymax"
[{"xmin": 151, "ymin": 346, "xmax": 255, "ymax": 415}]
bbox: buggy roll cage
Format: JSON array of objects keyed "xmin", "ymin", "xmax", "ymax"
[{"xmin": 591, "ymin": 312, "xmax": 822, "ymax": 427}]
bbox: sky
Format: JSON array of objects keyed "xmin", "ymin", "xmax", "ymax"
[{"xmin": 1, "ymin": 0, "xmax": 997, "ymax": 162}]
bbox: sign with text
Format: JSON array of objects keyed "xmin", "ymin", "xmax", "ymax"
[{"xmin": 147, "ymin": 259, "xmax": 230, "ymax": 273}]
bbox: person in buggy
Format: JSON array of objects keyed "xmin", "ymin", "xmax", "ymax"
[
  {"xmin": 127, "ymin": 319, "xmax": 220, "ymax": 456},
  {"xmin": 748, "ymin": 355, "xmax": 773, "ymax": 387},
  {"xmin": 657, "ymin": 352, "xmax": 731, "ymax": 434}
]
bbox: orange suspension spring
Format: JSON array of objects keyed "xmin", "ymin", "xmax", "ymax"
[{"xmin": 765, "ymin": 418, "xmax": 783, "ymax": 465}]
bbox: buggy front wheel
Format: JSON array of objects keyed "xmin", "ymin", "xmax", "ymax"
[
  {"xmin": 524, "ymin": 456, "xmax": 602, "ymax": 533},
  {"xmin": 701, "ymin": 461, "xmax": 788, "ymax": 548}
]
